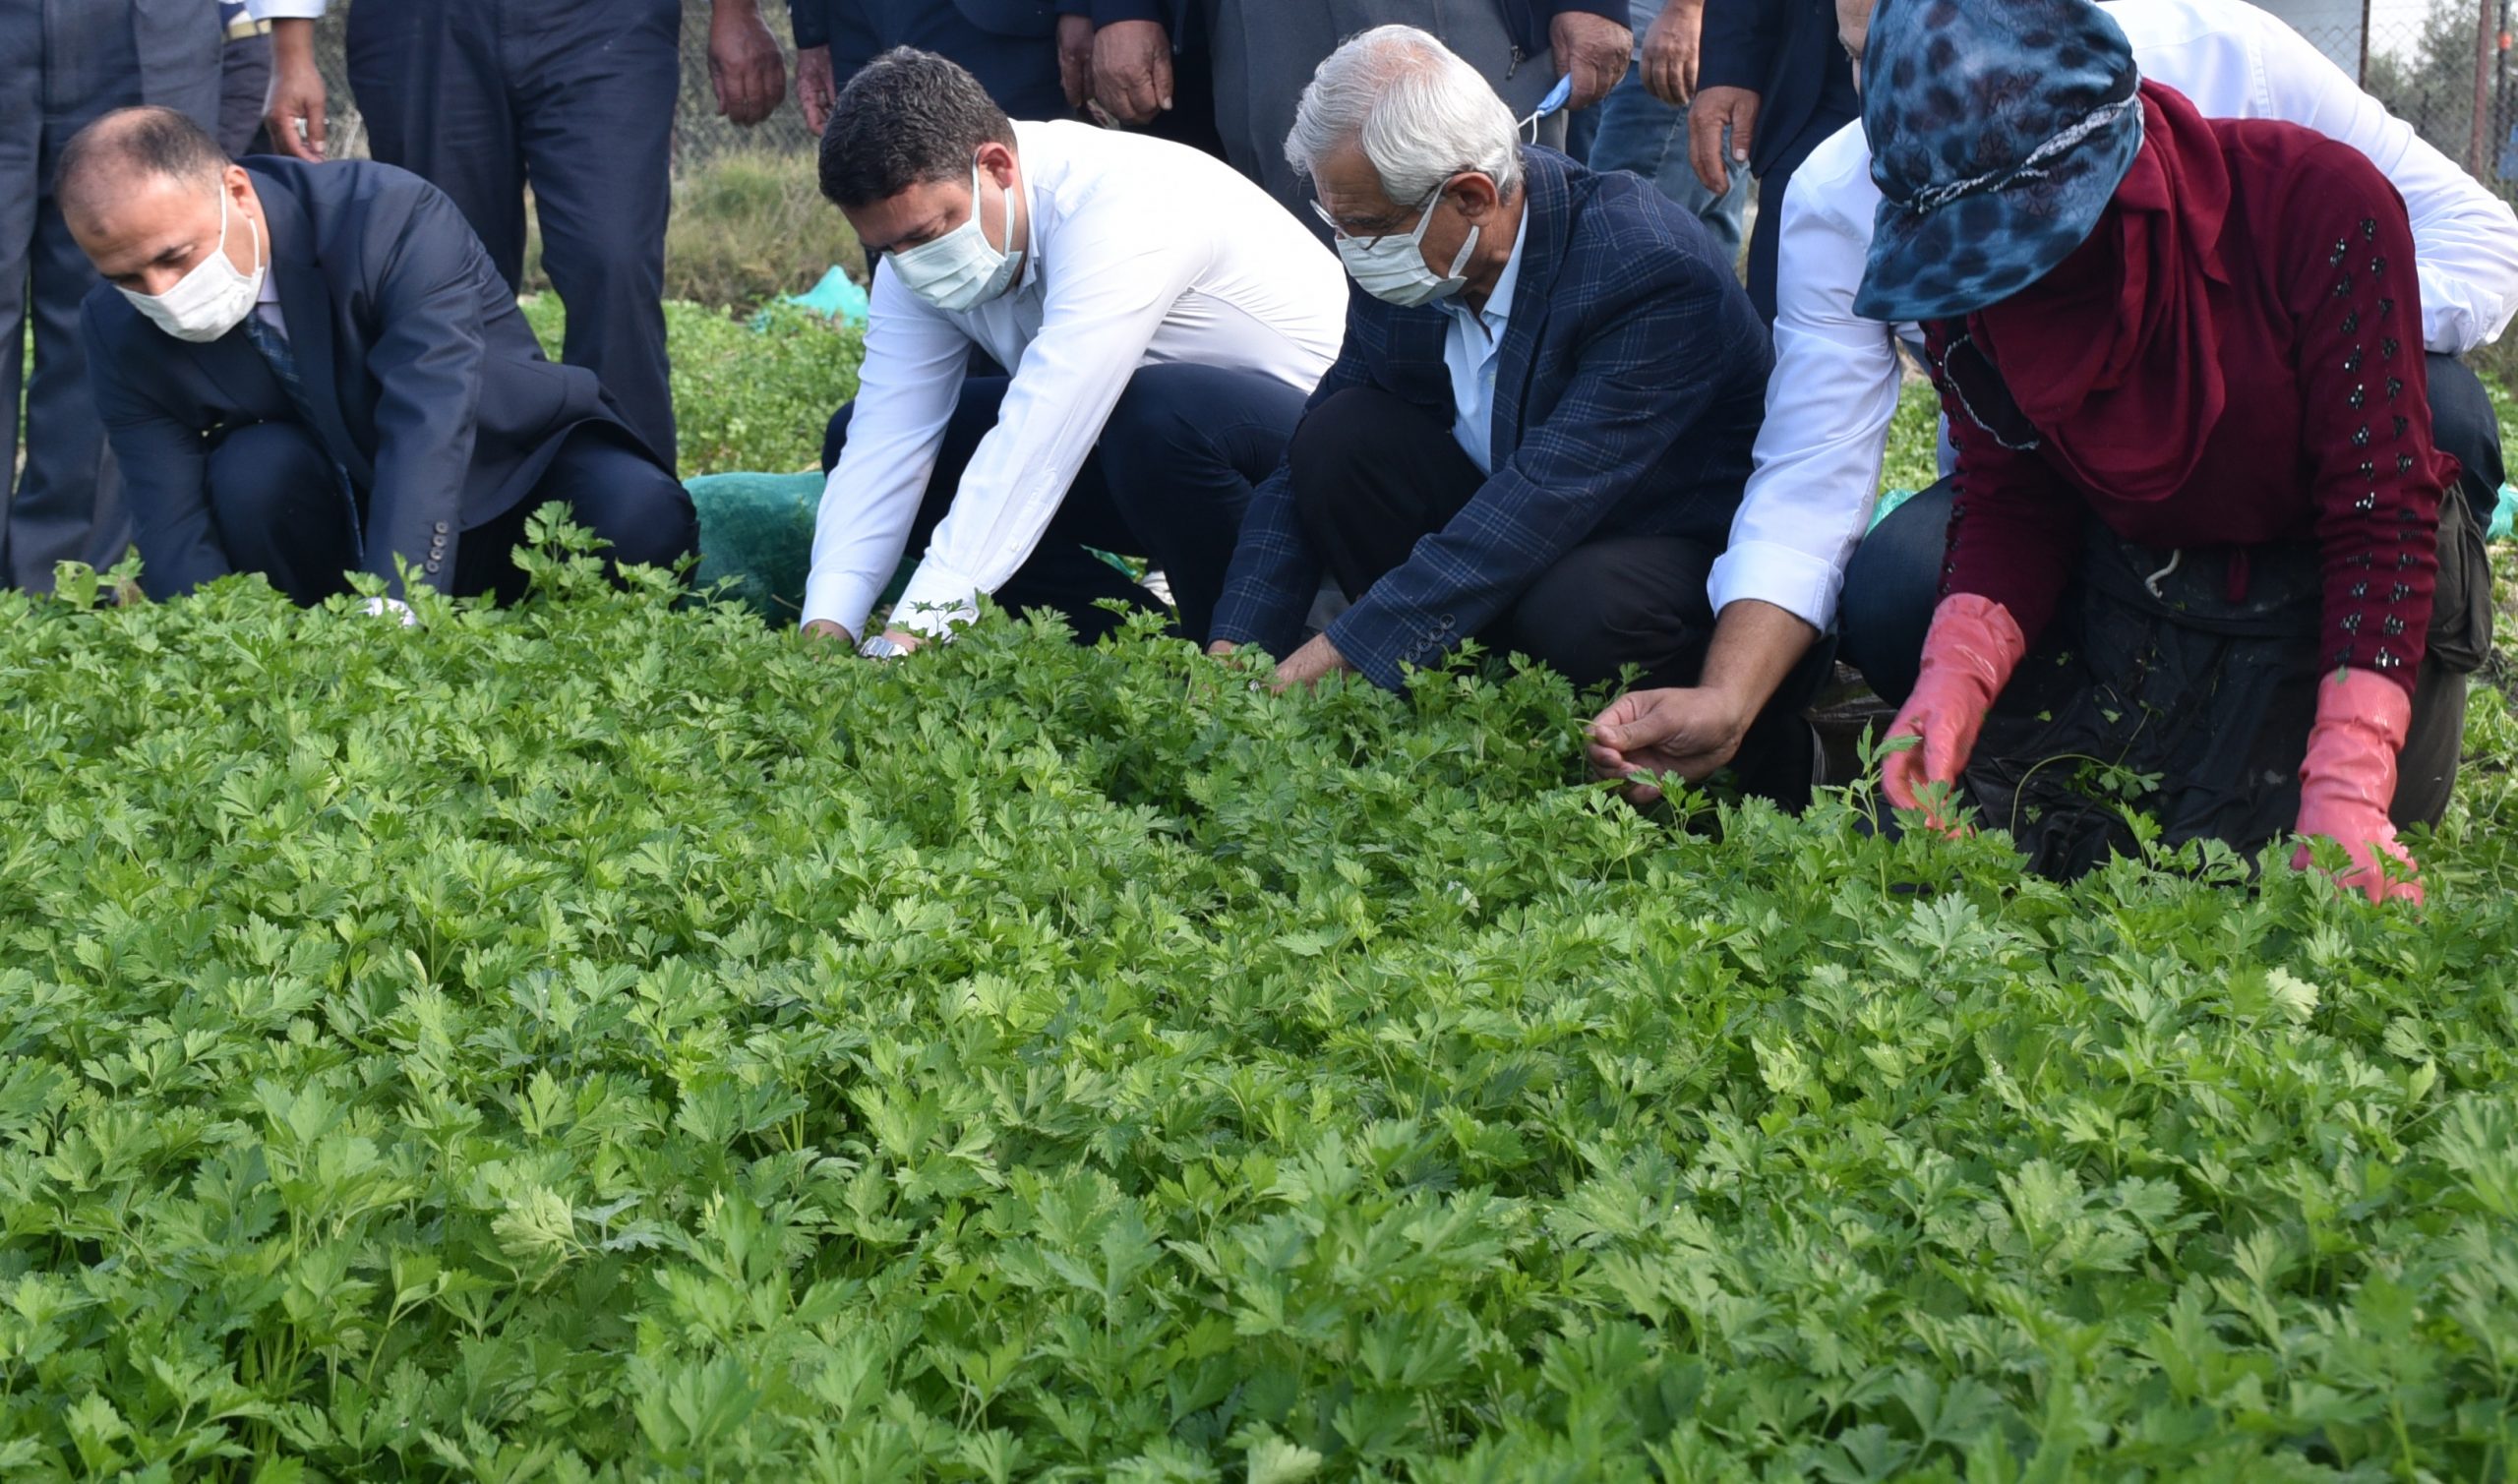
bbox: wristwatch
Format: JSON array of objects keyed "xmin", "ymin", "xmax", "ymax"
[{"xmin": 859, "ymin": 633, "xmax": 908, "ymax": 660}]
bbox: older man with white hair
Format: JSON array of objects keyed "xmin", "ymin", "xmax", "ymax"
[{"xmin": 1210, "ymin": 25, "xmax": 1829, "ymax": 802}]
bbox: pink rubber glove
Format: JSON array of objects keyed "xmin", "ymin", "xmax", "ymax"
[
  {"xmin": 1882, "ymin": 594, "xmax": 2027, "ymax": 831},
  {"xmin": 2293, "ymin": 668, "xmax": 2423, "ymax": 905}
]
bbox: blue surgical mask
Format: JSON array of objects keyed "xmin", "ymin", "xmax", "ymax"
[{"xmin": 887, "ymin": 154, "xmax": 1024, "ymax": 313}]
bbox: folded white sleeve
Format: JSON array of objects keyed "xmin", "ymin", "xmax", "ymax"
[
  {"xmin": 1706, "ymin": 167, "xmax": 1906, "ymax": 632},
  {"xmin": 799, "ymin": 267, "xmax": 973, "ymax": 638}
]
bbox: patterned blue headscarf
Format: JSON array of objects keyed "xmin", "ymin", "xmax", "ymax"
[{"xmin": 1853, "ymin": 0, "xmax": 2145, "ymax": 324}]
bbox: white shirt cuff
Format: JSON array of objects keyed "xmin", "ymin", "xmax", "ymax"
[
  {"xmin": 1707, "ymin": 540, "xmax": 1850, "ymax": 633},
  {"xmin": 246, "ymin": 0, "xmax": 329, "ymax": 19},
  {"xmin": 800, "ymin": 567, "xmax": 882, "ymax": 640}
]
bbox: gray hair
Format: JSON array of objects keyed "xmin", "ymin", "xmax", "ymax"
[{"xmin": 1286, "ymin": 26, "xmax": 1523, "ymax": 206}]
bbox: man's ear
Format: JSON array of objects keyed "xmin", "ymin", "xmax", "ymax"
[
  {"xmin": 978, "ymin": 140, "xmax": 1019, "ymax": 190},
  {"xmin": 1449, "ymin": 172, "xmax": 1506, "ymax": 222}
]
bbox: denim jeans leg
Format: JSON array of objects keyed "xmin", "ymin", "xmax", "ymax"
[{"xmin": 1587, "ymin": 71, "xmax": 1751, "ymax": 267}]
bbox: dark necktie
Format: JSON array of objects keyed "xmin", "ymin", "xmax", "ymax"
[{"xmin": 241, "ymin": 312, "xmax": 313, "ymax": 422}]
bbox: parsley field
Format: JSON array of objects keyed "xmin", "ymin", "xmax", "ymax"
[{"xmin": 4, "ymin": 528, "xmax": 2518, "ymax": 1483}]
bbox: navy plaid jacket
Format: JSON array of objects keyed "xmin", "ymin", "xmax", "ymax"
[{"xmin": 1211, "ymin": 147, "xmax": 1772, "ymax": 689}]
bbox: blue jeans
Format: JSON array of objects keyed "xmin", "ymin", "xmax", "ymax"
[{"xmin": 1585, "ymin": 70, "xmax": 1751, "ymax": 267}]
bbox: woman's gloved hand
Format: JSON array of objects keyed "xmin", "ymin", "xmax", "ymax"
[
  {"xmin": 1881, "ymin": 594, "xmax": 2027, "ymax": 831},
  {"xmin": 2294, "ymin": 668, "xmax": 2423, "ymax": 905}
]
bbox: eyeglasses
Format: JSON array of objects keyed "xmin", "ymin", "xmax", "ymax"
[{"xmin": 1309, "ymin": 180, "xmax": 1448, "ymax": 247}]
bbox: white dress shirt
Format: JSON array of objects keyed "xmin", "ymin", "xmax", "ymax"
[
  {"xmin": 806, "ymin": 120, "xmax": 1346, "ymax": 638},
  {"xmin": 1436, "ymin": 212, "xmax": 1529, "ymax": 476},
  {"xmin": 244, "ymin": 1, "xmax": 326, "ymax": 17},
  {"xmin": 1708, "ymin": 0, "xmax": 2518, "ymax": 634}
]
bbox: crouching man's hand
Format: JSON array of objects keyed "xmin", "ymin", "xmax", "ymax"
[{"xmin": 1586, "ymin": 686, "xmax": 1749, "ymax": 805}]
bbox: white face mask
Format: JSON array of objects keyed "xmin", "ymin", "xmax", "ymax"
[
  {"xmin": 888, "ymin": 155, "xmax": 1024, "ymax": 314},
  {"xmin": 1331, "ymin": 186, "xmax": 1479, "ymax": 309},
  {"xmin": 120, "ymin": 187, "xmax": 266, "ymax": 344}
]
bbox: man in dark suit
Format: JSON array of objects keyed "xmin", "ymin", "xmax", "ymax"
[
  {"xmin": 793, "ymin": 0, "xmax": 1068, "ymax": 131},
  {"xmin": 254, "ymin": 0, "xmax": 792, "ymax": 473},
  {"xmin": 0, "ymin": 0, "xmax": 220, "ymax": 592},
  {"xmin": 1209, "ymin": 26, "xmax": 1827, "ymax": 801},
  {"xmin": 1690, "ymin": 0, "xmax": 1862, "ymax": 321},
  {"xmin": 61, "ymin": 108, "xmax": 695, "ymax": 607}
]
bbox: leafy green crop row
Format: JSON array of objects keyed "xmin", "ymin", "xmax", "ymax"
[
  {"xmin": 3, "ymin": 527, "xmax": 2516, "ymax": 1480},
  {"xmin": 521, "ymin": 299, "xmax": 864, "ymax": 479}
]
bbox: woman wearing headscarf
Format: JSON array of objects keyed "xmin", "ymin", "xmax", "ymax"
[{"xmin": 1846, "ymin": 0, "xmax": 2489, "ymax": 903}]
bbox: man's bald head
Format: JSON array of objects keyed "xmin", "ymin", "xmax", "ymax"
[
  {"xmin": 61, "ymin": 107, "xmax": 267, "ymax": 304},
  {"xmin": 58, "ymin": 107, "xmax": 230, "ymax": 226}
]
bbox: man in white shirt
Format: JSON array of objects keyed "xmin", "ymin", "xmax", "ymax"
[
  {"xmin": 802, "ymin": 48, "xmax": 1346, "ymax": 655},
  {"xmin": 1588, "ymin": 0, "xmax": 2518, "ymax": 798}
]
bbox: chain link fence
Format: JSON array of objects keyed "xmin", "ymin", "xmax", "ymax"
[{"xmin": 2277, "ymin": 1, "xmax": 2518, "ymax": 186}]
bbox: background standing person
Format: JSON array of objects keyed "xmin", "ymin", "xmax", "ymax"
[
  {"xmin": 793, "ymin": 0, "xmax": 1069, "ymax": 131},
  {"xmin": 0, "ymin": 0, "xmax": 220, "ymax": 592},
  {"xmin": 1691, "ymin": 0, "xmax": 1862, "ymax": 321},
  {"xmin": 216, "ymin": 3, "xmax": 274, "ymax": 156},
  {"xmin": 251, "ymin": 0, "xmax": 791, "ymax": 472},
  {"xmin": 1204, "ymin": 0, "xmax": 1635, "ymax": 217},
  {"xmin": 1051, "ymin": 0, "xmax": 1226, "ymax": 155},
  {"xmin": 1589, "ymin": 0, "xmax": 1750, "ymax": 267}
]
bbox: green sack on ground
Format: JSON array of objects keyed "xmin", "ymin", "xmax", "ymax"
[
  {"xmin": 688, "ymin": 472, "xmax": 918, "ymax": 625},
  {"xmin": 688, "ymin": 472, "xmax": 823, "ymax": 622}
]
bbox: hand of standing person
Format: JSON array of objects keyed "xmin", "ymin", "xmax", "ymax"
[
  {"xmin": 263, "ymin": 18, "xmax": 329, "ymax": 162},
  {"xmin": 708, "ymin": 0, "xmax": 789, "ymax": 127},
  {"xmin": 1093, "ymin": 20, "xmax": 1175, "ymax": 125},
  {"xmin": 1551, "ymin": 11, "xmax": 1634, "ymax": 110},
  {"xmin": 1057, "ymin": 14, "xmax": 1098, "ymax": 111},
  {"xmin": 1689, "ymin": 85, "xmax": 1760, "ymax": 194},
  {"xmin": 1642, "ymin": 0, "xmax": 1707, "ymax": 106},
  {"xmin": 797, "ymin": 42, "xmax": 838, "ymax": 134}
]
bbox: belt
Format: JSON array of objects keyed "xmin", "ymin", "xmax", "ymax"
[{"xmin": 225, "ymin": 17, "xmax": 272, "ymax": 40}]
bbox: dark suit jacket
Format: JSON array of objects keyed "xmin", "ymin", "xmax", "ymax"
[
  {"xmin": 84, "ymin": 158, "xmax": 651, "ymax": 601},
  {"xmin": 1212, "ymin": 148, "xmax": 1771, "ymax": 689},
  {"xmin": 792, "ymin": 0, "xmax": 1068, "ymax": 119},
  {"xmin": 1698, "ymin": 0, "xmax": 1863, "ymax": 179}
]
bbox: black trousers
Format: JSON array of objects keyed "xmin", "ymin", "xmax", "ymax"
[
  {"xmin": 204, "ymin": 420, "xmax": 697, "ymax": 605},
  {"xmin": 821, "ymin": 361, "xmax": 1304, "ymax": 644},
  {"xmin": 0, "ymin": 1, "xmax": 148, "ymax": 590},
  {"xmin": 347, "ymin": 0, "xmax": 680, "ymax": 468},
  {"xmin": 1290, "ymin": 386, "xmax": 1833, "ymax": 804}
]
